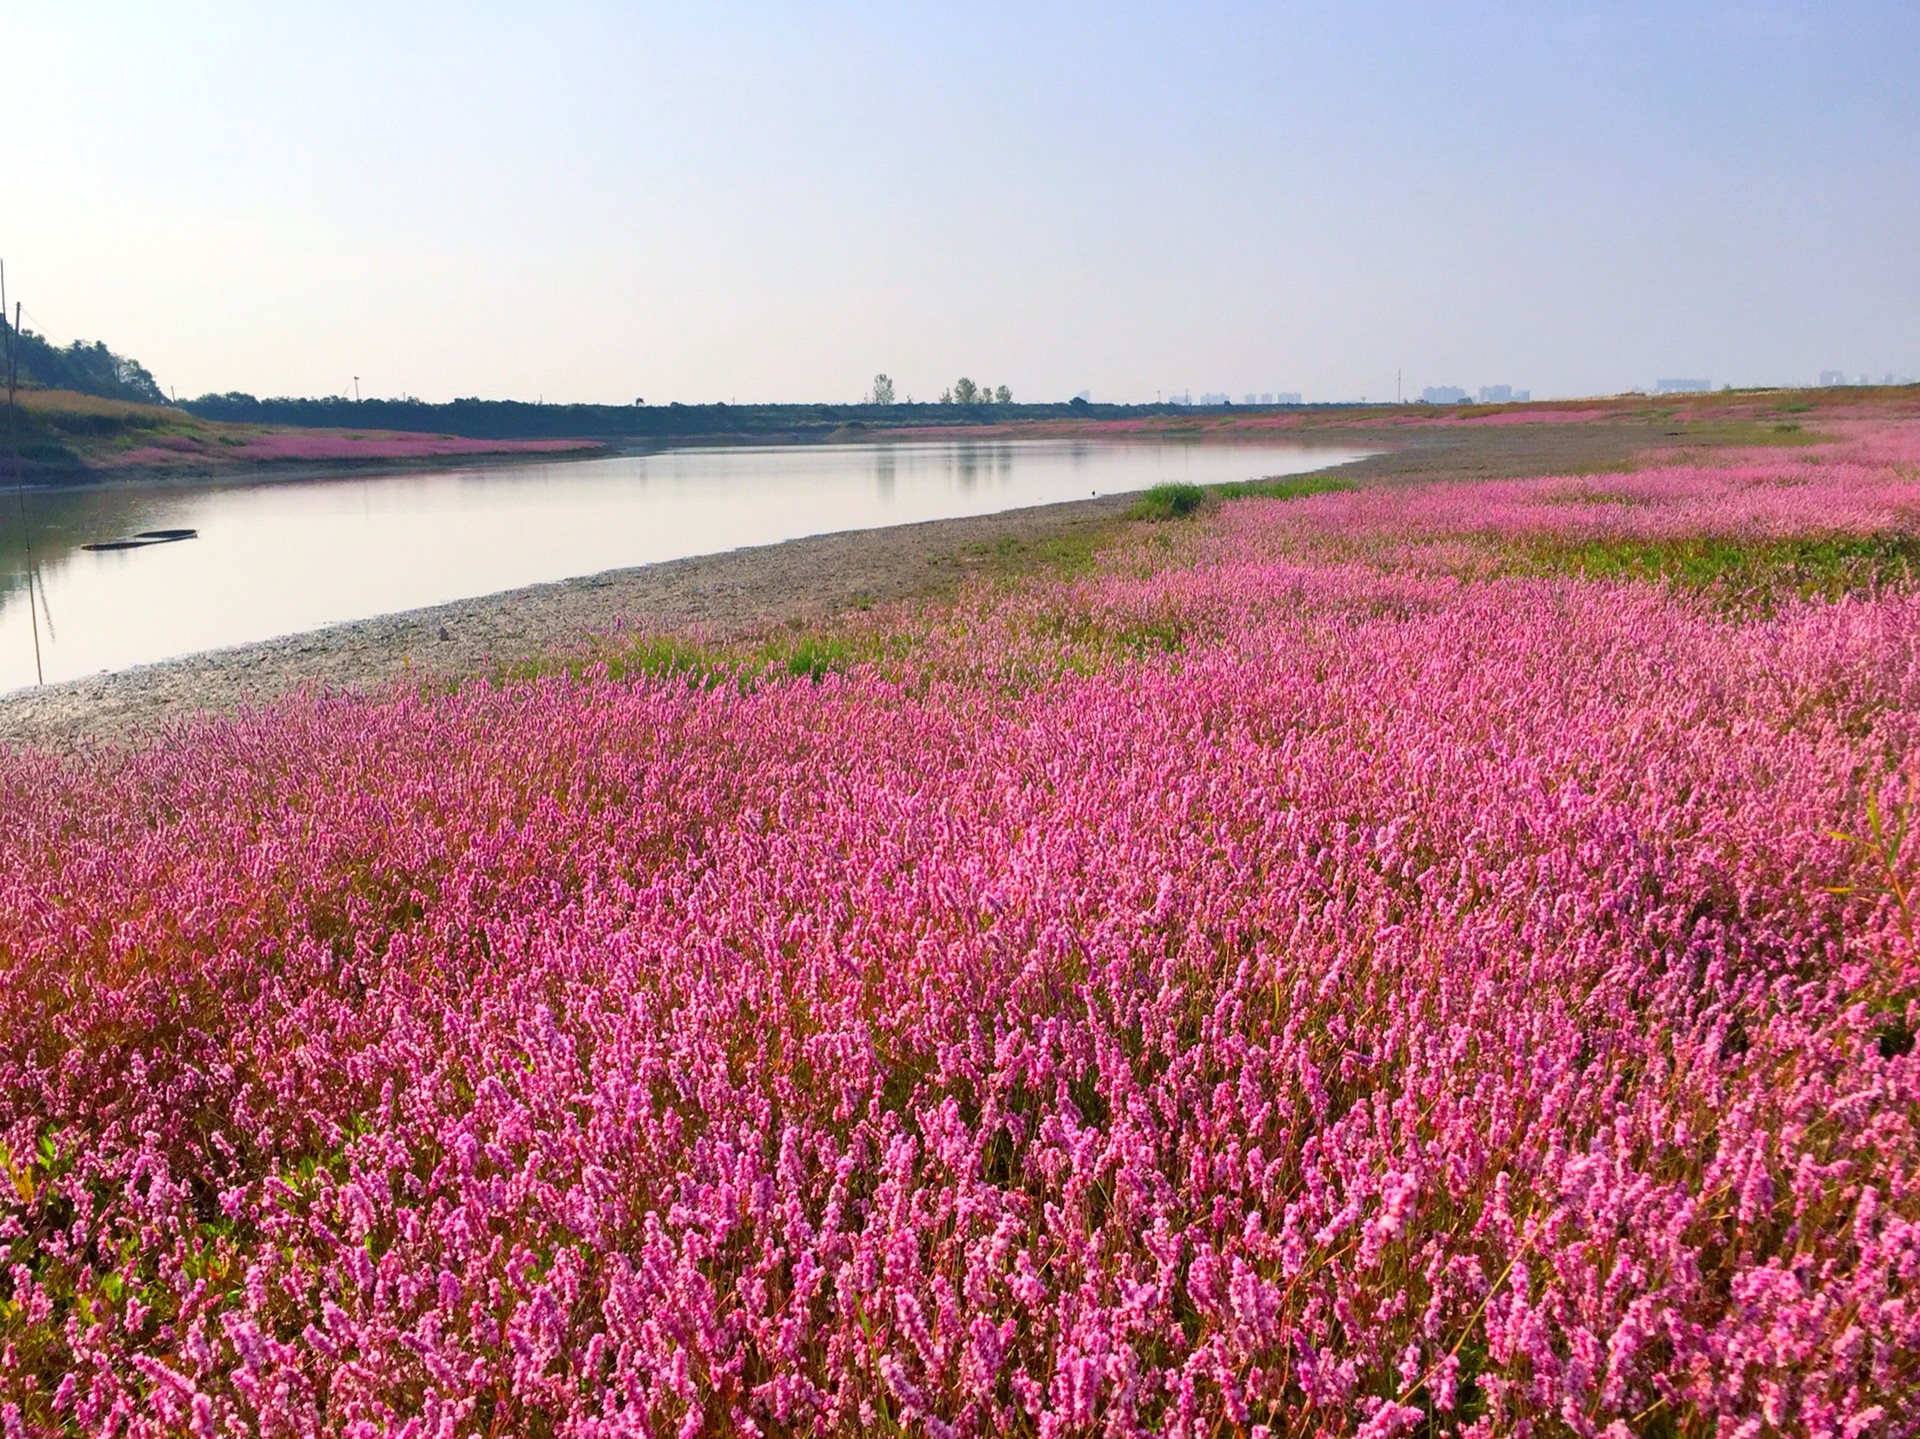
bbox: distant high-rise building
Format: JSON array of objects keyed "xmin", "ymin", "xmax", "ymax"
[
  {"xmin": 1820, "ymin": 371, "xmax": 1849, "ymax": 386},
  {"xmin": 1655, "ymin": 378, "xmax": 1711, "ymax": 394},
  {"xmin": 1200, "ymin": 392, "xmax": 1231, "ymax": 406},
  {"xmin": 1274, "ymin": 391, "xmax": 1302, "ymax": 405},
  {"xmin": 1421, "ymin": 385, "xmax": 1468, "ymax": 404}
]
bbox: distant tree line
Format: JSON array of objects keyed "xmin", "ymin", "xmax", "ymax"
[
  {"xmin": 1, "ymin": 316, "xmax": 168, "ymax": 405},
  {"xmin": 182, "ymin": 392, "xmax": 1151, "ymax": 440}
]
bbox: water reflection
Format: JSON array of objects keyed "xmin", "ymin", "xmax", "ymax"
[{"xmin": 0, "ymin": 437, "xmax": 1368, "ymax": 691}]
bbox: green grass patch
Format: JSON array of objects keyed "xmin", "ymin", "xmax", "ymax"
[
  {"xmin": 501, "ymin": 630, "xmax": 867, "ymax": 692},
  {"xmin": 963, "ymin": 524, "xmax": 1117, "ymax": 582},
  {"xmin": 1524, "ymin": 531, "xmax": 1920, "ymax": 610},
  {"xmin": 932, "ymin": 518, "xmax": 1128, "ymax": 601},
  {"xmin": 1128, "ymin": 473, "xmax": 1357, "ymax": 521},
  {"xmin": 1128, "ymin": 483, "xmax": 1207, "ymax": 521},
  {"xmin": 1649, "ymin": 417, "xmax": 1826, "ymax": 449},
  {"xmin": 1213, "ymin": 474, "xmax": 1358, "ymax": 503},
  {"xmin": 763, "ymin": 633, "xmax": 853, "ymax": 682}
]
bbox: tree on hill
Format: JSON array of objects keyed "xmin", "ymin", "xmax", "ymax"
[{"xmin": 1, "ymin": 315, "xmax": 169, "ymax": 405}]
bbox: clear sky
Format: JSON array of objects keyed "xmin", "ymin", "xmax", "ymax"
[{"xmin": 10, "ymin": 2, "xmax": 1918, "ymax": 405}]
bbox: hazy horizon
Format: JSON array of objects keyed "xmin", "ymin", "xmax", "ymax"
[{"xmin": 11, "ymin": 2, "xmax": 1918, "ymax": 406}]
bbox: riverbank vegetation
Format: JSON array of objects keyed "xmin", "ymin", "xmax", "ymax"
[
  {"xmin": 2, "ymin": 389, "xmax": 601, "ymax": 483},
  {"xmin": 1127, "ymin": 474, "xmax": 1358, "ymax": 520}
]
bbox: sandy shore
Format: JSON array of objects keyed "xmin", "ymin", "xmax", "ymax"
[{"xmin": 0, "ymin": 419, "xmax": 1678, "ymax": 752}]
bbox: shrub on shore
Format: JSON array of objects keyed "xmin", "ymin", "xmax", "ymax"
[{"xmin": 1127, "ymin": 481, "xmax": 1207, "ymax": 520}]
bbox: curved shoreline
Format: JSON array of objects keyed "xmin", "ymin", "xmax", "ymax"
[
  {"xmin": 0, "ymin": 417, "xmax": 1685, "ymax": 752},
  {"xmin": 0, "ymin": 494, "xmax": 1137, "ymax": 752}
]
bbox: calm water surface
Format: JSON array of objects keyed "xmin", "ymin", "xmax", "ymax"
[{"xmin": 0, "ymin": 438, "xmax": 1364, "ymax": 691}]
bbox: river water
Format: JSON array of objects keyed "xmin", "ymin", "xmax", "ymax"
[{"xmin": 0, "ymin": 437, "xmax": 1364, "ymax": 691}]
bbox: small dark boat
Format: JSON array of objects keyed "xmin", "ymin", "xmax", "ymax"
[{"xmin": 81, "ymin": 527, "xmax": 199, "ymax": 552}]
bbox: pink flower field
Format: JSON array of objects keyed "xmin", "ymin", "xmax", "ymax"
[{"xmin": 3, "ymin": 424, "xmax": 1919, "ymax": 1436}]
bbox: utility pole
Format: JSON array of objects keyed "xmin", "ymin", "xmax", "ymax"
[
  {"xmin": 1397, "ymin": 368, "xmax": 1402, "ymax": 404},
  {"xmin": 354, "ymin": 376, "xmax": 360, "ymax": 402},
  {"xmin": 2, "ymin": 266, "xmax": 45, "ymax": 687}
]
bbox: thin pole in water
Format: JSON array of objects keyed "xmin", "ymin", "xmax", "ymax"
[{"xmin": 2, "ymin": 267, "xmax": 45, "ymax": 686}]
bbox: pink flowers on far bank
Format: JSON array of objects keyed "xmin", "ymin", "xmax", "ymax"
[{"xmin": 2, "ymin": 424, "xmax": 1919, "ymax": 1436}]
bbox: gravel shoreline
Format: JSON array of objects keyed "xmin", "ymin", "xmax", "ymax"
[{"xmin": 0, "ymin": 495, "xmax": 1136, "ymax": 752}]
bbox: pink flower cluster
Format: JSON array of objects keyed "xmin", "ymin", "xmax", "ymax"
[
  {"xmin": 1160, "ymin": 421, "xmax": 1920, "ymax": 570},
  {"xmin": 1, "ymin": 428, "xmax": 1918, "ymax": 1437}
]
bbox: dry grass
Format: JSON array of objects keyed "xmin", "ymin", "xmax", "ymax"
[{"xmin": 12, "ymin": 388, "xmax": 189, "ymax": 424}]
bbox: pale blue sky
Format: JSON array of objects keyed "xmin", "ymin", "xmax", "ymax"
[{"xmin": 11, "ymin": 2, "xmax": 1917, "ymax": 404}]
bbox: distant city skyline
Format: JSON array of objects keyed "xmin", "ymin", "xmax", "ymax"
[{"xmin": 8, "ymin": 3, "xmax": 1918, "ymax": 405}]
